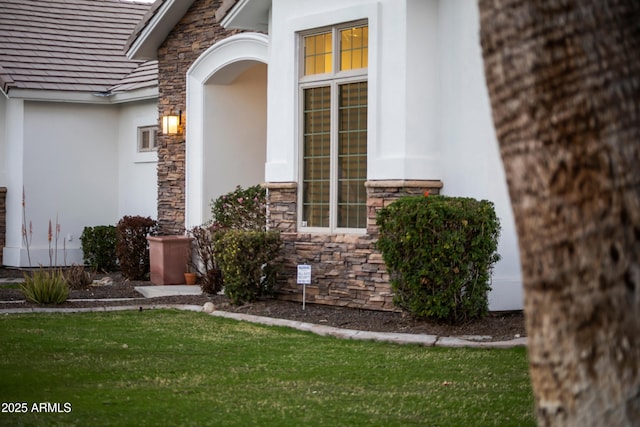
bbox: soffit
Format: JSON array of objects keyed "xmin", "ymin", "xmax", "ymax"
[
  {"xmin": 125, "ymin": 0, "xmax": 196, "ymax": 60},
  {"xmin": 219, "ymin": 0, "xmax": 270, "ymax": 32}
]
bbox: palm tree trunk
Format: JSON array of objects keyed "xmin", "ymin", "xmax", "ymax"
[{"xmin": 478, "ymin": 0, "xmax": 640, "ymax": 425}]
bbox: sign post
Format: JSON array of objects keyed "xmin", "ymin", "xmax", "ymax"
[{"xmin": 296, "ymin": 264, "xmax": 311, "ymax": 310}]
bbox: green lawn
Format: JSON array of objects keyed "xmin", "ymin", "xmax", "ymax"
[{"xmin": 0, "ymin": 310, "xmax": 534, "ymax": 426}]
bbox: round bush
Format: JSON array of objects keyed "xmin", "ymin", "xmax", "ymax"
[{"xmin": 376, "ymin": 195, "xmax": 501, "ymax": 323}]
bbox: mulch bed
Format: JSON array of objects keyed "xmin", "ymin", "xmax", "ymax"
[{"xmin": 0, "ymin": 267, "xmax": 526, "ymax": 342}]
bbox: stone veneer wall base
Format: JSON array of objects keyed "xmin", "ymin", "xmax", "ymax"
[{"xmin": 265, "ymin": 180, "xmax": 443, "ymax": 311}]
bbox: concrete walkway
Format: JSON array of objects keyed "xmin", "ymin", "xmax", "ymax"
[
  {"xmin": 134, "ymin": 285, "xmax": 202, "ymax": 298},
  {"xmin": 0, "ymin": 285, "xmax": 527, "ymax": 349}
]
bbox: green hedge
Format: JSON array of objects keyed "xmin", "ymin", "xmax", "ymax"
[
  {"xmin": 80, "ymin": 225, "xmax": 118, "ymax": 272},
  {"xmin": 376, "ymin": 195, "xmax": 501, "ymax": 323},
  {"xmin": 213, "ymin": 229, "xmax": 282, "ymax": 305},
  {"xmin": 210, "ymin": 185, "xmax": 266, "ymax": 230},
  {"xmin": 115, "ymin": 216, "xmax": 158, "ymax": 280}
]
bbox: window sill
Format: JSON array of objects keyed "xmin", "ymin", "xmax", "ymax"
[
  {"xmin": 134, "ymin": 151, "xmax": 158, "ymax": 164},
  {"xmin": 298, "ymin": 226, "xmax": 367, "ymax": 235}
]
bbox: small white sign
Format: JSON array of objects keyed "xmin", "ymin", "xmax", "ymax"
[{"xmin": 297, "ymin": 264, "xmax": 311, "ymax": 285}]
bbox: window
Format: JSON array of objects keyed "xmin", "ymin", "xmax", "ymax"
[
  {"xmin": 300, "ymin": 22, "xmax": 368, "ymax": 231},
  {"xmin": 138, "ymin": 126, "xmax": 158, "ymax": 152}
]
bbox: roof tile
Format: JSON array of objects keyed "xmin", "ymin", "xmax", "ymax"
[{"xmin": 0, "ymin": 0, "xmax": 158, "ymax": 96}]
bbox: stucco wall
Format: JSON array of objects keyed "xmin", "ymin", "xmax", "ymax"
[
  {"xmin": 2, "ymin": 101, "xmax": 120, "ymax": 266},
  {"xmin": 0, "ymin": 95, "xmax": 5, "ymax": 262},
  {"xmin": 437, "ymin": 0, "xmax": 523, "ymax": 310},
  {"xmin": 202, "ymin": 62, "xmax": 267, "ymax": 222},
  {"xmin": 2, "ymin": 97, "xmax": 158, "ymax": 267},
  {"xmin": 264, "ymin": 0, "xmax": 523, "ymax": 310},
  {"xmin": 118, "ymin": 99, "xmax": 159, "ymax": 219},
  {"xmin": 0, "ymin": 94, "xmax": 6, "ymax": 187}
]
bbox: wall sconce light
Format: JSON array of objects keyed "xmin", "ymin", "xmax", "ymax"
[{"xmin": 162, "ymin": 111, "xmax": 181, "ymax": 135}]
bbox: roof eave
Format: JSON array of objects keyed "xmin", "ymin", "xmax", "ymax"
[
  {"xmin": 126, "ymin": 0, "xmax": 197, "ymax": 60},
  {"xmin": 109, "ymin": 87, "xmax": 159, "ymax": 104},
  {"xmin": 219, "ymin": 0, "xmax": 271, "ymax": 32},
  {"xmin": 6, "ymin": 88, "xmax": 158, "ymax": 104}
]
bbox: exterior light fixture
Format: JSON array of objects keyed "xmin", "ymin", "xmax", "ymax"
[{"xmin": 162, "ymin": 111, "xmax": 181, "ymax": 135}]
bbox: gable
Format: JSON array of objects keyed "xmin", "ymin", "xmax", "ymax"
[{"xmin": 125, "ymin": 0, "xmax": 197, "ymax": 60}]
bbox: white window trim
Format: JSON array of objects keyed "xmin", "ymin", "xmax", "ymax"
[
  {"xmin": 297, "ymin": 21, "xmax": 369, "ymax": 234},
  {"xmin": 135, "ymin": 125, "xmax": 158, "ymax": 164},
  {"xmin": 138, "ymin": 125, "xmax": 158, "ymax": 152}
]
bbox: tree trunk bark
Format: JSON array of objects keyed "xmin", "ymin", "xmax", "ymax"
[{"xmin": 478, "ymin": 0, "xmax": 640, "ymax": 425}]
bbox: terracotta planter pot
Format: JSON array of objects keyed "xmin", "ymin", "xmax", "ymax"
[
  {"xmin": 184, "ymin": 272, "xmax": 197, "ymax": 285},
  {"xmin": 147, "ymin": 236, "xmax": 193, "ymax": 285}
]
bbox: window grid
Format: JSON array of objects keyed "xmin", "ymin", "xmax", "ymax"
[
  {"xmin": 338, "ymin": 82, "xmax": 367, "ymax": 228},
  {"xmin": 340, "ymin": 26, "xmax": 368, "ymax": 71},
  {"xmin": 303, "ymin": 32, "xmax": 332, "ymax": 76},
  {"xmin": 300, "ymin": 21, "xmax": 368, "ymax": 232},
  {"xmin": 303, "ymin": 86, "xmax": 331, "ymax": 227}
]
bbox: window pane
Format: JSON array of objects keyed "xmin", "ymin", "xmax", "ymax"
[
  {"xmin": 304, "ymin": 32, "xmax": 332, "ymax": 75},
  {"xmin": 303, "ymin": 86, "xmax": 331, "ymax": 227},
  {"xmin": 338, "ymin": 82, "xmax": 368, "ymax": 228},
  {"xmin": 138, "ymin": 126, "xmax": 158, "ymax": 152},
  {"xmin": 340, "ymin": 25, "xmax": 368, "ymax": 71},
  {"xmin": 141, "ymin": 130, "xmax": 149, "ymax": 149}
]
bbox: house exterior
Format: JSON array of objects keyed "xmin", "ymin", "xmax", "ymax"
[
  {"xmin": 0, "ymin": 0, "xmax": 159, "ymax": 267},
  {"xmin": 127, "ymin": 0, "xmax": 524, "ymax": 311}
]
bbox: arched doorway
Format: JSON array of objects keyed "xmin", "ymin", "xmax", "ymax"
[{"xmin": 185, "ymin": 33, "xmax": 268, "ymax": 227}]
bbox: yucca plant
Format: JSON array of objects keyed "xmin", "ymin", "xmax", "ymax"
[{"xmin": 20, "ymin": 269, "xmax": 70, "ymax": 304}]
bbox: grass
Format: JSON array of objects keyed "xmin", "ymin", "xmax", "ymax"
[{"xmin": 0, "ymin": 310, "xmax": 535, "ymax": 426}]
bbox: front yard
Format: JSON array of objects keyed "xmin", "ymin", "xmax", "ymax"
[{"xmin": 0, "ymin": 310, "xmax": 534, "ymax": 426}]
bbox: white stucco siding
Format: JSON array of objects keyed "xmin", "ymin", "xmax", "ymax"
[
  {"xmin": 266, "ymin": 0, "xmax": 381, "ymax": 182},
  {"xmin": 203, "ymin": 62, "xmax": 267, "ymax": 223},
  {"xmin": 263, "ymin": 0, "xmax": 523, "ymax": 310},
  {"xmin": 0, "ymin": 94, "xmax": 7, "ymax": 186},
  {"xmin": 4, "ymin": 101, "xmax": 120, "ymax": 266},
  {"xmin": 2, "ymin": 98, "xmax": 25, "ymax": 266},
  {"xmin": 117, "ymin": 99, "xmax": 158, "ymax": 220},
  {"xmin": 266, "ymin": 0, "xmax": 449, "ymax": 182},
  {"xmin": 185, "ymin": 33, "xmax": 269, "ymax": 227},
  {"xmin": 437, "ymin": 0, "xmax": 523, "ymax": 310},
  {"xmin": 402, "ymin": 0, "xmax": 441, "ymax": 180}
]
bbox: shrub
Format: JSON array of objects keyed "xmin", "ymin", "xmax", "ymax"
[
  {"xmin": 376, "ymin": 195, "xmax": 501, "ymax": 323},
  {"xmin": 213, "ymin": 229, "xmax": 282, "ymax": 305},
  {"xmin": 80, "ymin": 225, "xmax": 118, "ymax": 272},
  {"xmin": 63, "ymin": 264, "xmax": 95, "ymax": 290},
  {"xmin": 116, "ymin": 216, "xmax": 158, "ymax": 280},
  {"xmin": 189, "ymin": 225, "xmax": 223, "ymax": 294},
  {"xmin": 20, "ymin": 269, "xmax": 69, "ymax": 304},
  {"xmin": 210, "ymin": 185, "xmax": 266, "ymax": 230}
]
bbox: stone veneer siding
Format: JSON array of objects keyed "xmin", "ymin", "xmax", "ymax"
[
  {"xmin": 265, "ymin": 180, "xmax": 443, "ymax": 311},
  {"xmin": 0, "ymin": 187, "xmax": 5, "ymax": 265},
  {"xmin": 156, "ymin": 0, "xmax": 239, "ymax": 234}
]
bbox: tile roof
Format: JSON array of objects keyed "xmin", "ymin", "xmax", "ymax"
[
  {"xmin": 0, "ymin": 0, "xmax": 158, "ymax": 96},
  {"xmin": 109, "ymin": 59, "xmax": 157, "ymax": 93}
]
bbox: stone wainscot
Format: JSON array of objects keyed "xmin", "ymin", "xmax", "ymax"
[{"xmin": 265, "ymin": 180, "xmax": 443, "ymax": 311}]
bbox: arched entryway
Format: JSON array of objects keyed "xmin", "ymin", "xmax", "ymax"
[{"xmin": 185, "ymin": 33, "xmax": 268, "ymax": 227}]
